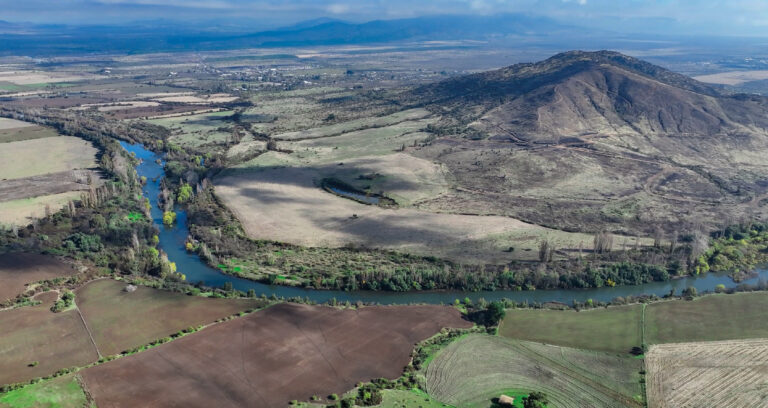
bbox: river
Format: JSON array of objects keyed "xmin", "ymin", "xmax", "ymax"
[{"xmin": 121, "ymin": 141, "xmax": 768, "ymax": 305}]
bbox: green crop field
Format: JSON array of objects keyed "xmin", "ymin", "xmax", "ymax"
[
  {"xmin": 0, "ymin": 375, "xmax": 90, "ymax": 408},
  {"xmin": 424, "ymin": 334, "xmax": 643, "ymax": 408},
  {"xmin": 645, "ymin": 291, "xmax": 768, "ymax": 344},
  {"xmin": 498, "ymin": 304, "xmax": 643, "ymax": 353}
]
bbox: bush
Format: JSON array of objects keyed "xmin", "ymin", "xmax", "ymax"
[{"xmin": 51, "ymin": 291, "xmax": 75, "ymax": 312}]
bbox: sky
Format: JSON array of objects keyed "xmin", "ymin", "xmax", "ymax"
[{"xmin": 1, "ymin": 0, "xmax": 767, "ymax": 37}]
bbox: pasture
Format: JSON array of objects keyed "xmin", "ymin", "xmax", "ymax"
[
  {"xmin": 646, "ymin": 339, "xmax": 768, "ymax": 408},
  {"xmin": 75, "ymin": 279, "xmax": 264, "ymax": 356},
  {"xmin": 425, "ymin": 335, "xmax": 644, "ymax": 408},
  {"xmin": 498, "ymin": 305, "xmax": 643, "ymax": 353},
  {"xmin": 0, "ymin": 293, "xmax": 98, "ymax": 386},
  {"xmin": 644, "ymin": 291, "xmax": 768, "ymax": 344},
  {"xmin": 80, "ymin": 303, "xmax": 471, "ymax": 408},
  {"xmin": 0, "ymin": 375, "xmax": 89, "ymax": 408},
  {"xmin": 376, "ymin": 389, "xmax": 453, "ymax": 408},
  {"xmin": 0, "ymin": 253, "xmax": 77, "ymax": 303}
]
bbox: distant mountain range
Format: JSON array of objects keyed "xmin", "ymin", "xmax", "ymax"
[{"xmin": 0, "ymin": 14, "xmax": 584, "ymax": 56}]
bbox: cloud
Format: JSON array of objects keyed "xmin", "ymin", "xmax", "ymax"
[
  {"xmin": 562, "ymin": 0, "xmax": 587, "ymax": 5},
  {"xmin": 326, "ymin": 3, "xmax": 350, "ymax": 14}
]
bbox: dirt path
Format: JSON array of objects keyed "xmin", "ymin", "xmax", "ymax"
[{"xmin": 74, "ymin": 302, "xmax": 102, "ymax": 359}]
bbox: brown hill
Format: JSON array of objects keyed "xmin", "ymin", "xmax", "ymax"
[{"xmin": 410, "ymin": 51, "xmax": 768, "ymax": 235}]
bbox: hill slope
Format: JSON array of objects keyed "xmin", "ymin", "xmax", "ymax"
[{"xmin": 412, "ymin": 51, "xmax": 768, "ymax": 235}]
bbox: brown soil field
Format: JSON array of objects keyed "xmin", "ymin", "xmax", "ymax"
[
  {"xmin": 7, "ymin": 97, "xmax": 112, "ymax": 109},
  {"xmin": 0, "ymin": 253, "xmax": 77, "ymax": 302},
  {"xmin": 80, "ymin": 303, "xmax": 471, "ymax": 408},
  {"xmin": 75, "ymin": 279, "xmax": 265, "ymax": 356},
  {"xmin": 0, "ymin": 170, "xmax": 99, "ymax": 202},
  {"xmin": 0, "ymin": 294, "xmax": 98, "ymax": 386},
  {"xmin": 646, "ymin": 339, "xmax": 768, "ymax": 408}
]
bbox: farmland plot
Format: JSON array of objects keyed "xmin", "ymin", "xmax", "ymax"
[
  {"xmin": 425, "ymin": 335, "xmax": 643, "ymax": 408},
  {"xmin": 75, "ymin": 279, "xmax": 264, "ymax": 356},
  {"xmin": 646, "ymin": 339, "xmax": 768, "ymax": 408},
  {"xmin": 0, "ymin": 253, "xmax": 77, "ymax": 302},
  {"xmin": 0, "ymin": 293, "xmax": 98, "ymax": 386},
  {"xmin": 80, "ymin": 303, "xmax": 471, "ymax": 408}
]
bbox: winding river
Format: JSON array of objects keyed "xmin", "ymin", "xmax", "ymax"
[{"xmin": 122, "ymin": 141, "xmax": 768, "ymax": 305}]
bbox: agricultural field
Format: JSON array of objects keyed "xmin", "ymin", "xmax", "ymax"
[
  {"xmin": 0, "ymin": 118, "xmax": 59, "ymax": 143},
  {"xmin": 145, "ymin": 110, "xmax": 233, "ymax": 148},
  {"xmin": 75, "ymin": 279, "xmax": 265, "ymax": 356},
  {"xmin": 0, "ymin": 292, "xmax": 98, "ymax": 386},
  {"xmin": 80, "ymin": 303, "xmax": 471, "ymax": 407},
  {"xmin": 0, "ymin": 253, "xmax": 77, "ymax": 303},
  {"xmin": 498, "ymin": 304, "xmax": 643, "ymax": 353},
  {"xmin": 0, "ymin": 136, "xmax": 97, "ymax": 181},
  {"xmin": 0, "ymin": 375, "xmax": 91, "ymax": 408},
  {"xmin": 0, "ymin": 130, "xmax": 100, "ymax": 226},
  {"xmin": 644, "ymin": 292, "xmax": 768, "ymax": 344},
  {"xmin": 693, "ymin": 70, "xmax": 768, "ymax": 85},
  {"xmin": 646, "ymin": 339, "xmax": 768, "ymax": 408},
  {"xmin": 424, "ymin": 334, "xmax": 644, "ymax": 408},
  {"xmin": 374, "ymin": 389, "xmax": 453, "ymax": 408}
]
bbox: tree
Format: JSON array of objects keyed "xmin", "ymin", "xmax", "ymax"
[
  {"xmin": 486, "ymin": 301, "xmax": 506, "ymax": 326},
  {"xmin": 163, "ymin": 211, "xmax": 177, "ymax": 226},
  {"xmin": 523, "ymin": 392, "xmax": 548, "ymax": 408},
  {"xmin": 177, "ymin": 183, "xmax": 193, "ymax": 204}
]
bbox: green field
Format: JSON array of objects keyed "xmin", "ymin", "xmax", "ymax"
[
  {"xmin": 645, "ymin": 291, "xmax": 768, "ymax": 344},
  {"xmin": 499, "ymin": 291, "xmax": 768, "ymax": 354},
  {"xmin": 424, "ymin": 334, "xmax": 643, "ymax": 408},
  {"xmin": 498, "ymin": 305, "xmax": 643, "ymax": 353},
  {"xmin": 372, "ymin": 389, "xmax": 454, "ymax": 408},
  {"xmin": 0, "ymin": 376, "xmax": 89, "ymax": 408}
]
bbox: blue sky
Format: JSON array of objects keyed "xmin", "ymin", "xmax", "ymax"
[{"xmin": 1, "ymin": 0, "xmax": 767, "ymax": 36}]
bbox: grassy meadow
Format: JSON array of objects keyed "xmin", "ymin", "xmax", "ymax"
[{"xmin": 498, "ymin": 305, "xmax": 643, "ymax": 353}]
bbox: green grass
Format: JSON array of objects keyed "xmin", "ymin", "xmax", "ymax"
[
  {"xmin": 492, "ymin": 390, "xmax": 537, "ymax": 408},
  {"xmin": 0, "ymin": 376, "xmax": 89, "ymax": 408},
  {"xmin": 424, "ymin": 334, "xmax": 643, "ymax": 408},
  {"xmin": 498, "ymin": 305, "xmax": 643, "ymax": 353},
  {"xmin": 126, "ymin": 212, "xmax": 143, "ymax": 221},
  {"xmin": 373, "ymin": 389, "xmax": 454, "ymax": 408},
  {"xmin": 645, "ymin": 291, "xmax": 768, "ymax": 344}
]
